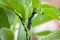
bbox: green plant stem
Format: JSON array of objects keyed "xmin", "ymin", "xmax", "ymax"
[
  {"xmin": 15, "ymin": 13, "xmax": 23, "ymax": 21},
  {"xmin": 15, "ymin": 8, "xmax": 37, "ymax": 40}
]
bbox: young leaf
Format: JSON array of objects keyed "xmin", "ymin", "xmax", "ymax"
[
  {"xmin": 0, "ymin": 8, "xmax": 10, "ymax": 28},
  {"xmin": 0, "ymin": 28, "xmax": 14, "ymax": 40},
  {"xmin": 42, "ymin": 30, "xmax": 60, "ymax": 40},
  {"xmin": 0, "ymin": 0, "xmax": 13, "ymax": 10},
  {"xmin": 32, "ymin": 0, "xmax": 41, "ymax": 8},
  {"xmin": 17, "ymin": 21, "xmax": 26, "ymax": 40},
  {"xmin": 41, "ymin": 4, "xmax": 58, "ymax": 10},
  {"xmin": 43, "ymin": 8, "xmax": 59, "ymax": 20},
  {"xmin": 32, "ymin": 14, "xmax": 52, "ymax": 27},
  {"xmin": 41, "ymin": 4, "xmax": 59, "ymax": 20},
  {"xmin": 36, "ymin": 31, "xmax": 51, "ymax": 36}
]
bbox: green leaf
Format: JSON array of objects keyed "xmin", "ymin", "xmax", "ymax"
[
  {"xmin": 0, "ymin": 28, "xmax": 14, "ymax": 40},
  {"xmin": 7, "ymin": 0, "xmax": 25, "ymax": 12},
  {"xmin": 42, "ymin": 30, "xmax": 60, "ymax": 40},
  {"xmin": 6, "ymin": 10, "xmax": 19, "ymax": 31},
  {"xmin": 17, "ymin": 21, "xmax": 26, "ymax": 40},
  {"xmin": 6, "ymin": 10, "xmax": 16, "ymax": 25},
  {"xmin": 43, "ymin": 8, "xmax": 59, "ymax": 20},
  {"xmin": 40, "ymin": 4, "xmax": 58, "ymax": 14},
  {"xmin": 36, "ymin": 31, "xmax": 51, "ymax": 36},
  {"xmin": 41, "ymin": 4, "xmax": 58, "ymax": 10},
  {"xmin": 26, "ymin": 0, "xmax": 33, "ymax": 18},
  {"xmin": 41, "ymin": 4, "xmax": 59, "ymax": 20},
  {"xmin": 7, "ymin": 0, "xmax": 27, "ymax": 21},
  {"xmin": 0, "ymin": 0, "xmax": 33, "ymax": 22},
  {"xmin": 32, "ymin": 14, "xmax": 52, "ymax": 27},
  {"xmin": 7, "ymin": 0, "xmax": 33, "ymax": 22},
  {"xmin": 0, "ymin": 0, "xmax": 13, "ymax": 10},
  {"xmin": 32, "ymin": 0, "xmax": 41, "ymax": 8},
  {"xmin": 0, "ymin": 8, "xmax": 10, "ymax": 28},
  {"xmin": 12, "ymin": 16, "xmax": 19, "ymax": 32}
]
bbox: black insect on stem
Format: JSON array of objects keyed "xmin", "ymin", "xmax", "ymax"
[
  {"xmin": 26, "ymin": 8, "xmax": 37, "ymax": 40},
  {"xmin": 27, "ymin": 8, "xmax": 37, "ymax": 30}
]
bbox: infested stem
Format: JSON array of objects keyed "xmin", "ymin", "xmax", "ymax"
[
  {"xmin": 27, "ymin": 8, "xmax": 37, "ymax": 30},
  {"xmin": 27, "ymin": 8, "xmax": 37, "ymax": 40}
]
